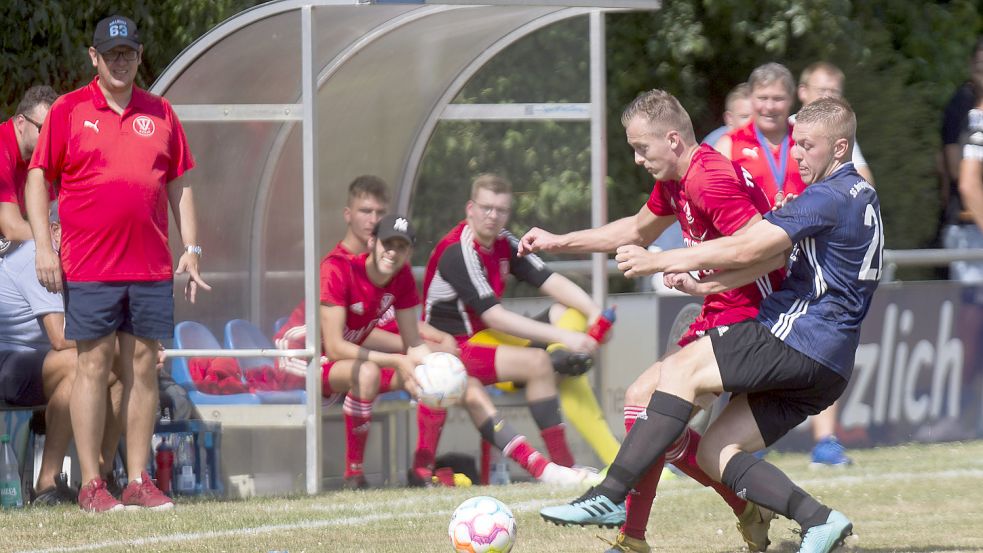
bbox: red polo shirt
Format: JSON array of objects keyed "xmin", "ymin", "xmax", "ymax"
[
  {"xmin": 0, "ymin": 119, "xmax": 27, "ymax": 211},
  {"xmin": 30, "ymin": 77, "xmax": 194, "ymax": 282}
]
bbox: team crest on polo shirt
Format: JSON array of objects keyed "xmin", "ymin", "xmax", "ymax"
[
  {"xmin": 379, "ymin": 293, "xmax": 395, "ymax": 316},
  {"xmin": 133, "ymin": 116, "xmax": 155, "ymax": 137},
  {"xmin": 499, "ymin": 258, "xmax": 509, "ymax": 279}
]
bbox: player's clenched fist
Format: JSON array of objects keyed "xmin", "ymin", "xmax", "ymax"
[
  {"xmin": 615, "ymin": 244, "xmax": 664, "ymax": 278},
  {"xmin": 518, "ymin": 227, "xmax": 560, "ymax": 256}
]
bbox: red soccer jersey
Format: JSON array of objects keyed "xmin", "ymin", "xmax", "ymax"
[
  {"xmin": 727, "ymin": 120, "xmax": 806, "ymax": 205},
  {"xmin": 328, "ymin": 241, "xmax": 399, "ymax": 333},
  {"xmin": 646, "ymin": 144, "xmax": 785, "ymax": 335},
  {"xmin": 423, "ymin": 221, "xmax": 552, "ymax": 338},
  {"xmin": 0, "ymin": 119, "xmax": 28, "ymax": 211},
  {"xmin": 29, "ymin": 78, "xmax": 194, "ymax": 282},
  {"xmin": 276, "ymin": 252, "xmax": 418, "ymax": 351}
]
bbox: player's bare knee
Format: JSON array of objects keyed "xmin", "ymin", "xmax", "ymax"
[
  {"xmin": 354, "ymin": 361, "xmax": 382, "ymax": 395},
  {"xmin": 625, "ymin": 378, "xmax": 653, "ymax": 407},
  {"xmin": 528, "ymin": 348, "xmax": 553, "ymax": 379}
]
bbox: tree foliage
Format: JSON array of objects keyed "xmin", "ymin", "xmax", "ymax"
[{"xmin": 0, "ymin": 0, "xmax": 262, "ymax": 115}]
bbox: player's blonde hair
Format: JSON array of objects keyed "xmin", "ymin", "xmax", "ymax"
[
  {"xmin": 796, "ymin": 97, "xmax": 856, "ymax": 149},
  {"xmin": 620, "ymin": 89, "xmax": 696, "ymax": 143},
  {"xmin": 471, "ymin": 173, "xmax": 512, "ymax": 199},
  {"xmin": 799, "ymin": 61, "xmax": 845, "ymax": 90},
  {"xmin": 749, "ymin": 62, "xmax": 795, "ymax": 97}
]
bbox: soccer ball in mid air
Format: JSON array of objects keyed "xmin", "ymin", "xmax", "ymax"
[
  {"xmin": 448, "ymin": 496, "xmax": 516, "ymax": 553},
  {"xmin": 415, "ymin": 351, "xmax": 467, "ymax": 408}
]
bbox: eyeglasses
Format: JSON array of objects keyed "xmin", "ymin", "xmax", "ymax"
[
  {"xmin": 473, "ymin": 202, "xmax": 511, "ymax": 218},
  {"xmin": 20, "ymin": 114, "xmax": 42, "ymax": 132},
  {"xmin": 101, "ymin": 50, "xmax": 139, "ymax": 62}
]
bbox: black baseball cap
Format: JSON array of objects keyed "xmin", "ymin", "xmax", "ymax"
[
  {"xmin": 93, "ymin": 15, "xmax": 141, "ymax": 53},
  {"xmin": 373, "ymin": 214, "xmax": 415, "ymax": 245}
]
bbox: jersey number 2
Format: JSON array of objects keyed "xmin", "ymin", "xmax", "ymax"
[{"xmin": 859, "ymin": 203, "xmax": 884, "ymax": 281}]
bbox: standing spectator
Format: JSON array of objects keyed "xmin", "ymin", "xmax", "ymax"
[
  {"xmin": 796, "ymin": 62, "xmax": 875, "ymax": 185},
  {"xmin": 716, "ymin": 62, "xmax": 807, "ymax": 205},
  {"xmin": 701, "ymin": 83, "xmax": 752, "ymax": 148},
  {"xmin": 0, "ymin": 86, "xmax": 59, "ymax": 250},
  {"xmin": 941, "ymin": 37, "xmax": 983, "ymax": 282},
  {"xmin": 0, "ymin": 206, "xmax": 123, "ymax": 505},
  {"xmin": 25, "ymin": 15, "xmax": 209, "ymax": 512}
]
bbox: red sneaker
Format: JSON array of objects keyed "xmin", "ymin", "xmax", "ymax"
[
  {"xmin": 121, "ymin": 471, "xmax": 175, "ymax": 511},
  {"xmin": 78, "ymin": 478, "xmax": 123, "ymax": 513}
]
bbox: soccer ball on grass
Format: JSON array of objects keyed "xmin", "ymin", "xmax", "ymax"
[{"xmin": 448, "ymin": 496, "xmax": 516, "ymax": 553}]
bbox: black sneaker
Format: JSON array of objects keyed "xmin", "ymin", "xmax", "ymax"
[
  {"xmin": 407, "ymin": 466, "xmax": 435, "ymax": 488},
  {"xmin": 342, "ymin": 473, "xmax": 369, "ymax": 490},
  {"xmin": 548, "ymin": 346, "xmax": 593, "ymax": 376},
  {"xmin": 31, "ymin": 473, "xmax": 79, "ymax": 506}
]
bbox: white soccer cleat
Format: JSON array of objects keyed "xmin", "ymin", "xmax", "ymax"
[{"xmin": 537, "ymin": 463, "xmax": 602, "ymax": 487}]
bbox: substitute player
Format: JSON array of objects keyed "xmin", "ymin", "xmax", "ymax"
[
  {"xmin": 26, "ymin": 15, "xmax": 209, "ymax": 512},
  {"xmin": 424, "ymin": 174, "xmax": 622, "ymax": 471},
  {"xmin": 275, "ymin": 214, "xmax": 593, "ymax": 488},
  {"xmin": 542, "ymin": 97, "xmax": 880, "ymax": 553},
  {"xmin": 520, "ymin": 89, "xmax": 781, "ymax": 552}
]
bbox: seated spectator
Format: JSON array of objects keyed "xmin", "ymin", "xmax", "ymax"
[
  {"xmin": 0, "ymin": 206, "xmax": 122, "ymax": 505},
  {"xmin": 275, "ymin": 214, "xmax": 597, "ymax": 489}
]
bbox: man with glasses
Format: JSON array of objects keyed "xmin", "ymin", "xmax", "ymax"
[
  {"xmin": 423, "ymin": 173, "xmax": 611, "ymax": 471},
  {"xmin": 1, "ymin": 86, "xmax": 59, "ymax": 253},
  {"xmin": 25, "ymin": 14, "xmax": 209, "ymax": 512}
]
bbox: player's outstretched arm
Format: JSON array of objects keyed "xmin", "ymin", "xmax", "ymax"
[
  {"xmin": 664, "ymin": 252, "xmax": 786, "ymax": 296},
  {"xmin": 616, "ymin": 219, "xmax": 792, "ymax": 277},
  {"xmin": 481, "ymin": 304, "xmax": 597, "ymax": 354},
  {"xmin": 167, "ymin": 178, "xmax": 212, "ymax": 303},
  {"xmin": 519, "ymin": 206, "xmax": 673, "ymax": 256},
  {"xmin": 538, "ymin": 273, "xmax": 601, "ymax": 322}
]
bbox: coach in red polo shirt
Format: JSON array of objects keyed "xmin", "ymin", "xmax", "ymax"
[{"xmin": 25, "ymin": 15, "xmax": 210, "ymax": 513}]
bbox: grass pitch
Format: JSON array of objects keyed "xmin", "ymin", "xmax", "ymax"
[{"xmin": 3, "ymin": 441, "xmax": 983, "ymax": 553}]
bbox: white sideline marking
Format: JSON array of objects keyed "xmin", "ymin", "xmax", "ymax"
[{"xmin": 15, "ymin": 467, "xmax": 983, "ymax": 553}]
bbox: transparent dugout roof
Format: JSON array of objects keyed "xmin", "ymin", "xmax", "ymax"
[{"xmin": 152, "ymin": 0, "xmax": 657, "ymax": 333}]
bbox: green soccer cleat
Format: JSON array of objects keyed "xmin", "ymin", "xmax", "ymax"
[
  {"xmin": 540, "ymin": 488, "xmax": 626, "ymax": 528},
  {"xmin": 798, "ymin": 510, "xmax": 853, "ymax": 553},
  {"xmin": 737, "ymin": 502, "xmax": 776, "ymax": 552}
]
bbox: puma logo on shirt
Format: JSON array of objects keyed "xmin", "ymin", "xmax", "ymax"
[{"xmin": 83, "ymin": 120, "xmax": 99, "ymax": 133}]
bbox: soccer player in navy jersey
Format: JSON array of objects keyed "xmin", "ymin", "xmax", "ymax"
[{"xmin": 541, "ymin": 97, "xmax": 881, "ymax": 553}]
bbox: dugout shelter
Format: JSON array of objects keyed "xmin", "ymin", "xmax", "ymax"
[{"xmin": 152, "ymin": 0, "xmax": 659, "ymax": 494}]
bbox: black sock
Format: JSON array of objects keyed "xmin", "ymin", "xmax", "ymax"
[
  {"xmin": 477, "ymin": 415, "xmax": 519, "ymax": 451},
  {"xmin": 597, "ymin": 391, "xmax": 693, "ymax": 503},
  {"xmin": 528, "ymin": 396, "xmax": 563, "ymax": 430},
  {"xmin": 722, "ymin": 451, "xmax": 831, "ymax": 530}
]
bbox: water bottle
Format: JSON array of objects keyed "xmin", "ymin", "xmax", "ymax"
[
  {"xmin": 155, "ymin": 441, "xmax": 174, "ymax": 494},
  {"xmin": 587, "ymin": 306, "xmax": 616, "ymax": 342},
  {"xmin": 175, "ymin": 434, "xmax": 197, "ymax": 494},
  {"xmin": 488, "ymin": 448, "xmax": 511, "ymax": 486},
  {"xmin": 0, "ymin": 434, "xmax": 24, "ymax": 508}
]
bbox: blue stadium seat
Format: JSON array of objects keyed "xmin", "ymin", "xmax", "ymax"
[
  {"xmin": 172, "ymin": 321, "xmax": 261, "ymax": 405},
  {"xmin": 223, "ymin": 318, "xmax": 307, "ymax": 405},
  {"xmin": 273, "ymin": 316, "xmax": 289, "ymax": 335}
]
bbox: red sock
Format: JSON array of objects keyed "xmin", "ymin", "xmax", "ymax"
[
  {"xmin": 666, "ymin": 427, "xmax": 746, "ymax": 515},
  {"xmin": 342, "ymin": 394, "xmax": 374, "ymax": 478},
  {"xmin": 503, "ymin": 436, "xmax": 549, "ymax": 478},
  {"xmin": 540, "ymin": 424, "xmax": 574, "ymax": 467},
  {"xmin": 413, "ymin": 403, "xmax": 448, "ymax": 471},
  {"xmin": 622, "ymin": 405, "xmax": 664, "ymax": 541}
]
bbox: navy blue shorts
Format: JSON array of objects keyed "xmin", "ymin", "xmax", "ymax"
[
  {"xmin": 709, "ymin": 320, "xmax": 848, "ymax": 446},
  {"xmin": 0, "ymin": 350, "xmax": 48, "ymax": 406},
  {"xmin": 64, "ymin": 281, "xmax": 175, "ymax": 341}
]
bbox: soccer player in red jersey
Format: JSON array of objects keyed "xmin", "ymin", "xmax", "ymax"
[
  {"xmin": 716, "ymin": 62, "xmax": 807, "ymax": 207},
  {"xmin": 25, "ymin": 15, "xmax": 209, "ymax": 512},
  {"xmin": 519, "ymin": 89, "xmax": 784, "ymax": 552},
  {"xmin": 275, "ymin": 214, "xmax": 594, "ymax": 488},
  {"xmin": 424, "ymin": 174, "xmax": 620, "ymax": 472},
  {"xmin": 0, "ymin": 86, "xmax": 58, "ymax": 249}
]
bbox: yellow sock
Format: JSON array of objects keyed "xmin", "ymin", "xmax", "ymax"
[{"xmin": 552, "ymin": 308, "xmax": 621, "ymax": 465}]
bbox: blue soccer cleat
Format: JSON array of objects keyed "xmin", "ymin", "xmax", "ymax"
[
  {"xmin": 810, "ymin": 437, "xmax": 852, "ymax": 467},
  {"xmin": 798, "ymin": 510, "xmax": 853, "ymax": 553},
  {"xmin": 539, "ymin": 488, "xmax": 626, "ymax": 528}
]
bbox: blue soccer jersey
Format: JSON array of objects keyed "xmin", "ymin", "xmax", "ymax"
[{"xmin": 758, "ymin": 163, "xmax": 883, "ymax": 378}]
